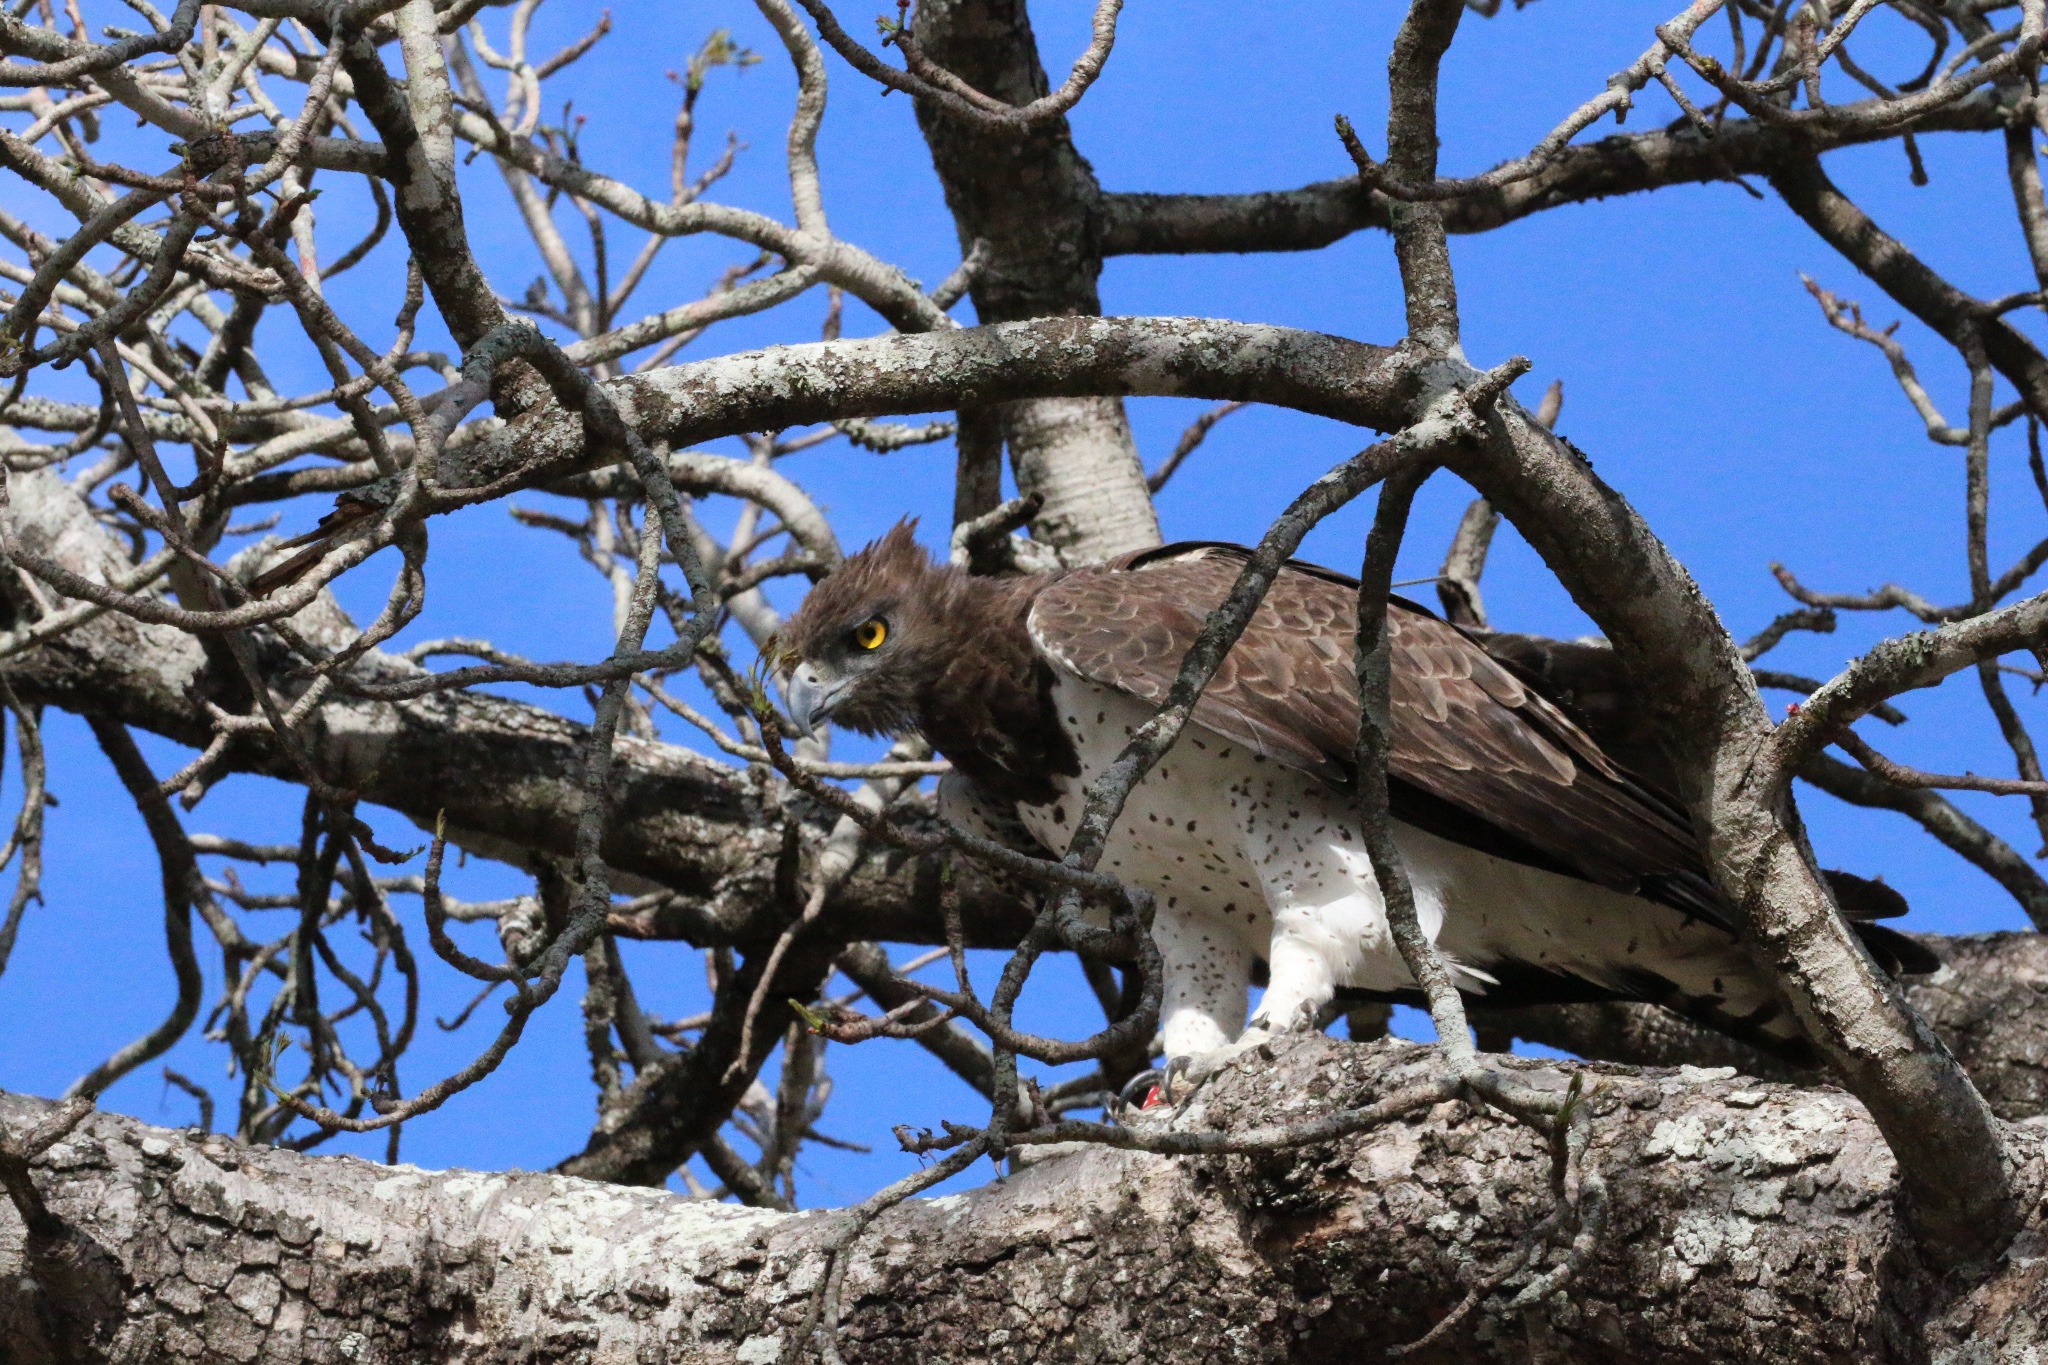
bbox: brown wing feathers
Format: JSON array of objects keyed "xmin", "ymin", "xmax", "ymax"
[{"xmin": 1029, "ymin": 544, "xmax": 1713, "ymax": 909}]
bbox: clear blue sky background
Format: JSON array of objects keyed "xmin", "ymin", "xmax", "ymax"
[{"xmin": 3, "ymin": 1, "xmax": 2041, "ymax": 1207}]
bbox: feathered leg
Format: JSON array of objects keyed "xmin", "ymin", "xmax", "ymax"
[{"xmin": 1152, "ymin": 906, "xmax": 1253, "ymax": 1058}]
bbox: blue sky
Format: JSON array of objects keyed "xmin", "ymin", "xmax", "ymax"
[{"xmin": 2, "ymin": 1, "xmax": 2042, "ymax": 1206}]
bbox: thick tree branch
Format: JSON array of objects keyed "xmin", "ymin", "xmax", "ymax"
[
  {"xmin": 417, "ymin": 318, "xmax": 1415, "ymax": 514},
  {"xmin": 5, "ymin": 1035, "xmax": 2048, "ymax": 1363},
  {"xmin": 1485, "ymin": 931, "xmax": 2048, "ymax": 1124},
  {"xmin": 3, "ymin": 300, "xmax": 2031, "ymax": 1266},
  {"xmin": 338, "ymin": 11, "xmax": 511, "ymax": 358}
]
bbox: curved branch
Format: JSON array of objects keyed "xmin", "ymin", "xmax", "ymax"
[
  {"xmin": 788, "ymin": 0, "xmax": 1120, "ymax": 132},
  {"xmin": 1832, "ymin": 727, "xmax": 2048, "ymax": 798},
  {"xmin": 443, "ymin": 317, "xmax": 1411, "ymax": 499},
  {"xmin": 1443, "ymin": 381, "xmax": 2021, "ymax": 1271},
  {"xmin": 0, "ymin": 2, "xmax": 202, "ymax": 87},
  {"xmin": 1774, "ymin": 589, "xmax": 2048, "ymax": 774}
]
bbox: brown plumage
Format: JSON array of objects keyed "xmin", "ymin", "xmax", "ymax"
[
  {"xmin": 778, "ymin": 522, "xmax": 1078, "ymax": 807},
  {"xmin": 784, "ymin": 529, "xmax": 1701, "ymax": 897},
  {"xmin": 777, "ymin": 526, "xmax": 1934, "ymax": 1060},
  {"xmin": 1033, "ymin": 545, "xmax": 1705, "ymax": 898}
]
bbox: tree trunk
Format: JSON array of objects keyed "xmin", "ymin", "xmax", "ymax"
[
  {"xmin": 7, "ymin": 1033, "xmax": 2047, "ymax": 1364},
  {"xmin": 910, "ymin": 0, "xmax": 1159, "ymax": 563}
]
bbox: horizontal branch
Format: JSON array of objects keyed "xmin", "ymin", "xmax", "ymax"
[
  {"xmin": 310, "ymin": 318, "xmax": 1416, "ymax": 528},
  {"xmin": 1100, "ymin": 99, "xmax": 2002, "ymax": 255},
  {"xmin": 5, "ymin": 1033, "xmax": 2047, "ymax": 1363}
]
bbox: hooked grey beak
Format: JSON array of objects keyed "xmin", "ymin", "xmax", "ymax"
[{"xmin": 783, "ymin": 662, "xmax": 845, "ymax": 738}]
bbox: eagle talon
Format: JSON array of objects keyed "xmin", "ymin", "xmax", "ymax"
[
  {"xmin": 1158, "ymin": 1028, "xmax": 1278, "ymax": 1105},
  {"xmin": 1117, "ymin": 1068, "xmax": 1167, "ymax": 1115}
]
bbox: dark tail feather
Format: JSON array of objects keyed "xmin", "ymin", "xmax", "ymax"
[
  {"xmin": 1822, "ymin": 868, "xmax": 1939, "ymax": 975},
  {"xmin": 246, "ymin": 538, "xmax": 334, "ymax": 597},
  {"xmin": 1822, "ymin": 868, "xmax": 1909, "ymax": 920},
  {"xmin": 246, "ymin": 500, "xmax": 381, "ymax": 597},
  {"xmin": 1851, "ymin": 921, "xmax": 1943, "ymax": 977}
]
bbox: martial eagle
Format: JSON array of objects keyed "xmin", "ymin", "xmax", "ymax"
[{"xmin": 778, "ymin": 524, "xmax": 1931, "ymax": 1074}]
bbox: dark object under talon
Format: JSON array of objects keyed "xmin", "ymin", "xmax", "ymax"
[{"xmin": 1119, "ymin": 1068, "xmax": 1166, "ymax": 1113}]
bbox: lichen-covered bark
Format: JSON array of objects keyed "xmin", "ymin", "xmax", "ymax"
[
  {"xmin": 6, "ymin": 1034, "xmax": 2047, "ymax": 1364},
  {"xmin": 428, "ymin": 317, "xmax": 1419, "ymax": 508},
  {"xmin": 338, "ymin": 6, "xmax": 508, "ymax": 356}
]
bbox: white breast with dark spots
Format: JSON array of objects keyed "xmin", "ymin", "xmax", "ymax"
[
  {"xmin": 1018, "ymin": 681, "xmax": 1278, "ymax": 931},
  {"xmin": 1014, "ymin": 679, "xmax": 1400, "ymax": 1052},
  {"xmin": 1006, "ymin": 675, "xmax": 1775, "ymax": 1059}
]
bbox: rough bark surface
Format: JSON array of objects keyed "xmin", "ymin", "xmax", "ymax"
[
  {"xmin": 6, "ymin": 1034, "xmax": 2048, "ymax": 1364},
  {"xmin": 1900, "ymin": 932, "xmax": 2048, "ymax": 1123}
]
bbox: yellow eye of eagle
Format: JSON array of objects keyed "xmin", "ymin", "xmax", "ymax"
[{"xmin": 854, "ymin": 617, "xmax": 887, "ymax": 650}]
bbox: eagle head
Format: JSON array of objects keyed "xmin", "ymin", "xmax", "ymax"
[{"xmin": 776, "ymin": 519, "xmax": 962, "ymax": 737}]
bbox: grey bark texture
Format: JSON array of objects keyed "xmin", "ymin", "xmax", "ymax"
[
  {"xmin": 1895, "ymin": 932, "xmax": 2048, "ymax": 1122},
  {"xmin": 7, "ymin": 1033, "xmax": 2048, "ymax": 1365}
]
